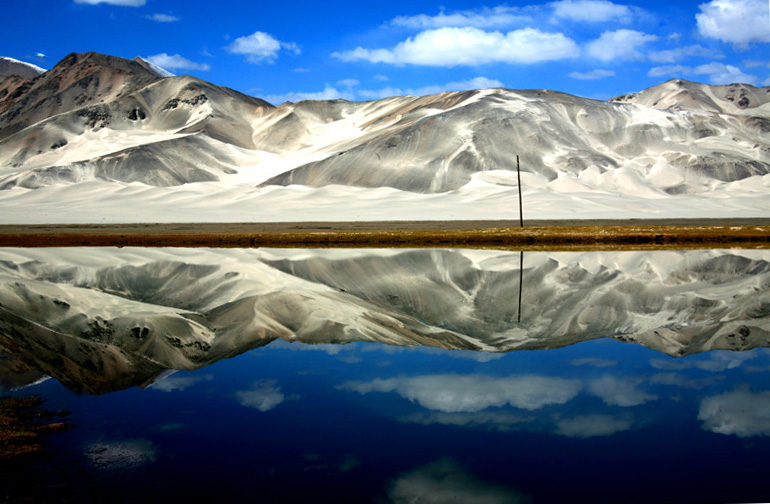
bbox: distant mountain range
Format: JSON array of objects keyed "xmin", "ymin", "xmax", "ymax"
[{"xmin": 0, "ymin": 52, "xmax": 768, "ymax": 223}]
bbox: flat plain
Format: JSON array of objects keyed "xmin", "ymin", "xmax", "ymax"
[{"xmin": 0, "ymin": 219, "xmax": 768, "ymax": 249}]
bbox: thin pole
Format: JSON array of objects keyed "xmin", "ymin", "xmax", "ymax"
[
  {"xmin": 516, "ymin": 156, "xmax": 524, "ymax": 322},
  {"xmin": 516, "ymin": 155, "xmax": 523, "ymax": 228},
  {"xmin": 518, "ymin": 250, "xmax": 523, "ymax": 323}
]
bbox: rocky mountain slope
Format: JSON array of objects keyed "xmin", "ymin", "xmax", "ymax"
[
  {"xmin": 0, "ymin": 53, "xmax": 770, "ymax": 220},
  {"xmin": 0, "ymin": 247, "xmax": 767, "ymax": 393}
]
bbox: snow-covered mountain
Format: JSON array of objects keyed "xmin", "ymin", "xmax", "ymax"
[
  {"xmin": 0, "ymin": 247, "xmax": 767, "ymax": 393},
  {"xmin": 0, "ymin": 52, "xmax": 768, "ymax": 223}
]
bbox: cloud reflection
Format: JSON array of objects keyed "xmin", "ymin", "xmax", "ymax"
[
  {"xmin": 571, "ymin": 358, "xmax": 617, "ymax": 368},
  {"xmin": 340, "ymin": 374, "xmax": 581, "ymax": 413},
  {"xmin": 236, "ymin": 380, "xmax": 290, "ymax": 412},
  {"xmin": 649, "ymin": 372, "xmax": 724, "ymax": 389},
  {"xmin": 650, "ymin": 349, "xmax": 760, "ymax": 372},
  {"xmin": 387, "ymin": 458, "xmax": 529, "ymax": 504},
  {"xmin": 699, "ymin": 390, "xmax": 770, "ymax": 437},
  {"xmin": 84, "ymin": 438, "xmax": 158, "ymax": 469},
  {"xmin": 555, "ymin": 414, "xmax": 633, "ymax": 438},
  {"xmin": 399, "ymin": 411, "xmax": 535, "ymax": 430},
  {"xmin": 149, "ymin": 372, "xmax": 213, "ymax": 392},
  {"xmin": 589, "ymin": 376, "xmax": 658, "ymax": 407}
]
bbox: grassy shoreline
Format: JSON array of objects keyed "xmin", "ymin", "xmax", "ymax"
[{"xmin": 0, "ymin": 221, "xmax": 768, "ymax": 249}]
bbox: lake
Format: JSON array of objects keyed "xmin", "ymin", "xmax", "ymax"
[{"xmin": 1, "ymin": 247, "xmax": 769, "ymax": 503}]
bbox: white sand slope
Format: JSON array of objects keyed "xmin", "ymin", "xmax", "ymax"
[{"xmin": 0, "ymin": 53, "xmax": 768, "ymax": 224}]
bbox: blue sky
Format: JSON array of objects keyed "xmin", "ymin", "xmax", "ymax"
[{"xmin": 4, "ymin": 0, "xmax": 769, "ymax": 104}]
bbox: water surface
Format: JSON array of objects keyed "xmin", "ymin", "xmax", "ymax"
[{"xmin": 1, "ymin": 247, "xmax": 769, "ymax": 503}]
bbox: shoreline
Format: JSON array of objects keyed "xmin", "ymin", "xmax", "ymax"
[{"xmin": 0, "ymin": 219, "xmax": 768, "ymax": 249}]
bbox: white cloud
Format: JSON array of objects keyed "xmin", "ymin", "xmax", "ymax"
[
  {"xmin": 332, "ymin": 27, "xmax": 579, "ymax": 66},
  {"xmin": 358, "ymin": 87, "xmax": 407, "ymax": 100},
  {"xmin": 694, "ymin": 62, "xmax": 758, "ymax": 84},
  {"xmin": 587, "ymin": 29, "xmax": 658, "ymax": 61},
  {"xmin": 226, "ymin": 31, "xmax": 299, "ymax": 64},
  {"xmin": 648, "ymin": 65, "xmax": 692, "ymax": 77},
  {"xmin": 358, "ymin": 77, "xmax": 504, "ymax": 100},
  {"xmin": 550, "ymin": 0, "xmax": 634, "ymax": 23},
  {"xmin": 696, "ymin": 0, "xmax": 770, "ymax": 45},
  {"xmin": 145, "ymin": 53, "xmax": 210, "ymax": 71},
  {"xmin": 146, "ymin": 13, "xmax": 179, "ymax": 23},
  {"xmin": 263, "ymin": 85, "xmax": 355, "ymax": 105},
  {"xmin": 374, "ymin": 74, "xmax": 389, "ymax": 81},
  {"xmin": 744, "ymin": 60, "xmax": 770, "ymax": 68},
  {"xmin": 699, "ymin": 390, "xmax": 770, "ymax": 437},
  {"xmin": 568, "ymin": 69, "xmax": 616, "ymax": 79},
  {"xmin": 149, "ymin": 373, "xmax": 213, "ymax": 392},
  {"xmin": 340, "ymin": 374, "xmax": 581, "ymax": 413},
  {"xmin": 336, "ymin": 78, "xmax": 360, "ymax": 87},
  {"xmin": 236, "ymin": 380, "xmax": 287, "ymax": 412},
  {"xmin": 555, "ymin": 414, "xmax": 633, "ymax": 438},
  {"xmin": 74, "ymin": 0, "xmax": 145, "ymax": 5},
  {"xmin": 450, "ymin": 76, "xmax": 505, "ymax": 89},
  {"xmin": 391, "ymin": 6, "xmax": 531, "ymax": 29},
  {"xmin": 388, "ymin": 459, "xmax": 529, "ymax": 504},
  {"xmin": 589, "ymin": 376, "xmax": 658, "ymax": 407},
  {"xmin": 336, "ymin": 47, "xmax": 394, "ymax": 64},
  {"xmin": 648, "ymin": 45, "xmax": 724, "ymax": 63}
]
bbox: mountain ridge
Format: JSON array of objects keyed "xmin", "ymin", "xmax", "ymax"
[{"xmin": 0, "ymin": 52, "xmax": 768, "ymax": 222}]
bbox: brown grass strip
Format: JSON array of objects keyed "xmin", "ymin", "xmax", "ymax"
[{"xmin": 0, "ymin": 224, "xmax": 767, "ymax": 250}]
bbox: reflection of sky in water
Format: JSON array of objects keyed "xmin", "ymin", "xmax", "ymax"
[{"xmin": 4, "ymin": 340, "xmax": 770, "ymax": 503}]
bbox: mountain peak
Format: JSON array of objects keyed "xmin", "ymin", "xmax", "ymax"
[
  {"xmin": 609, "ymin": 78, "xmax": 770, "ymax": 113},
  {"xmin": 0, "ymin": 52, "xmax": 161, "ymax": 140},
  {"xmin": 49, "ymin": 52, "xmax": 159, "ymax": 81}
]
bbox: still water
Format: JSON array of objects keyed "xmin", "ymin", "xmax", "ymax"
[{"xmin": 1, "ymin": 247, "xmax": 769, "ymax": 503}]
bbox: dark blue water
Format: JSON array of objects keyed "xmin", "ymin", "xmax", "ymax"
[{"xmin": 4, "ymin": 338, "xmax": 770, "ymax": 504}]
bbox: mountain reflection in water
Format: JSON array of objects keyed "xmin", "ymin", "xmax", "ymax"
[{"xmin": 1, "ymin": 247, "xmax": 769, "ymax": 503}]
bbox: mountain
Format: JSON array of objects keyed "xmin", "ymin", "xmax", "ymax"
[
  {"xmin": 0, "ymin": 247, "xmax": 767, "ymax": 393},
  {"xmin": 0, "ymin": 52, "xmax": 768, "ymax": 223},
  {"xmin": 610, "ymin": 78, "xmax": 770, "ymax": 115},
  {"xmin": 0, "ymin": 52, "xmax": 273, "ymax": 187},
  {"xmin": 259, "ymin": 85, "xmax": 770, "ymax": 193},
  {"xmin": 0, "ymin": 52, "xmax": 161, "ymax": 140},
  {"xmin": 0, "ymin": 56, "xmax": 45, "ymax": 79}
]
